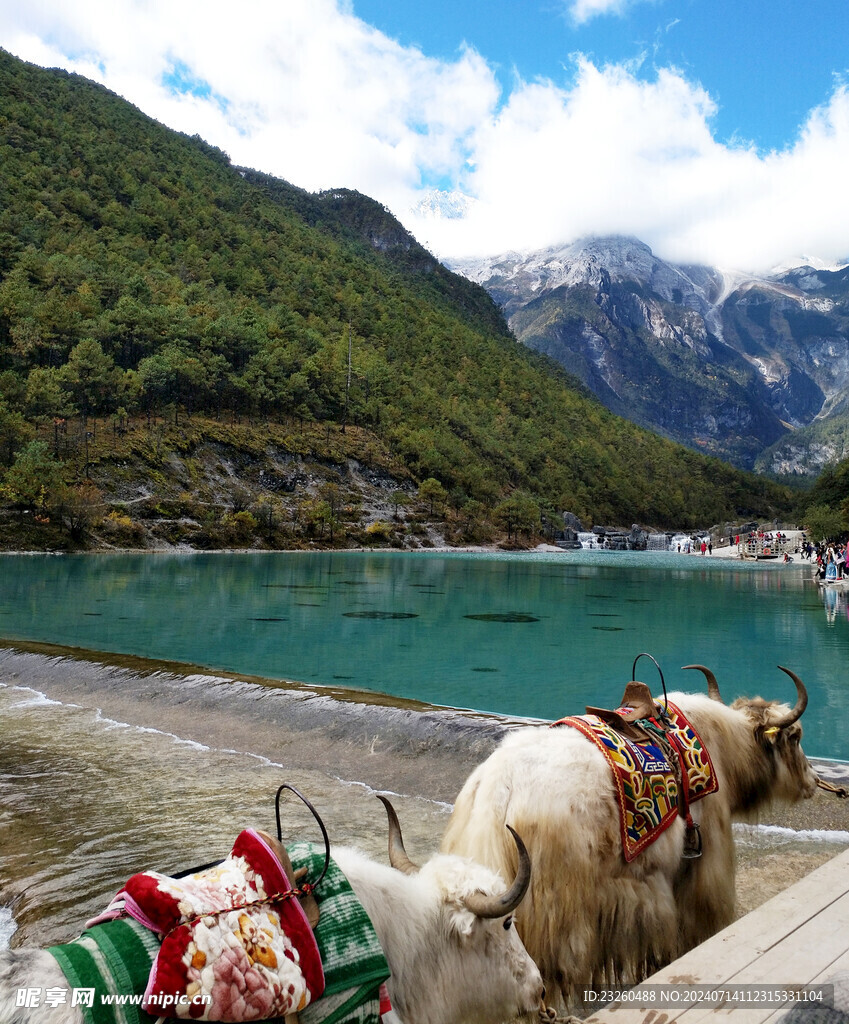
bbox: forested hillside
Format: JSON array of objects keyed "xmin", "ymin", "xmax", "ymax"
[
  {"xmin": 0, "ymin": 49, "xmax": 797, "ymax": 549},
  {"xmin": 798, "ymin": 455, "xmax": 849, "ymax": 543}
]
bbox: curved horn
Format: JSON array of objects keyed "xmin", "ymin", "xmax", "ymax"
[
  {"xmin": 682, "ymin": 664, "xmax": 723, "ymax": 703},
  {"xmin": 377, "ymin": 794, "xmax": 420, "ymax": 875},
  {"xmin": 462, "ymin": 825, "xmax": 532, "ymax": 919},
  {"xmin": 772, "ymin": 666, "xmax": 808, "ymax": 729}
]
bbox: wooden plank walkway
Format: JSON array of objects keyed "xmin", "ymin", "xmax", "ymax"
[{"xmin": 582, "ymin": 847, "xmax": 849, "ymax": 1023}]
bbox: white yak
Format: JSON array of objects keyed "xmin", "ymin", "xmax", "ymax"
[{"xmin": 441, "ymin": 665, "xmax": 818, "ymax": 1012}]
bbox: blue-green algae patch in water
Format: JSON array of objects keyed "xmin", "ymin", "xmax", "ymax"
[{"xmin": 0, "ymin": 548, "xmax": 847, "ymax": 759}]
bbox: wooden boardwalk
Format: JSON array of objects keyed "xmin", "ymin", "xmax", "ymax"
[{"xmin": 583, "ymin": 847, "xmax": 849, "ymax": 1022}]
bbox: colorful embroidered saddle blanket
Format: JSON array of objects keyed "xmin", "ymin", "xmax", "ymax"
[
  {"xmin": 48, "ymin": 841, "xmax": 391, "ymax": 1024},
  {"xmin": 553, "ymin": 702, "xmax": 718, "ymax": 861}
]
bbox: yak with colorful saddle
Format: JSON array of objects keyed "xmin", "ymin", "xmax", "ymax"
[{"xmin": 552, "ymin": 681, "xmax": 718, "ymax": 861}]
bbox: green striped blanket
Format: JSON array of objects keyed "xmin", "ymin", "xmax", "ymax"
[
  {"xmin": 47, "ymin": 918, "xmax": 160, "ymax": 1024},
  {"xmin": 47, "ymin": 843, "xmax": 390, "ymax": 1024}
]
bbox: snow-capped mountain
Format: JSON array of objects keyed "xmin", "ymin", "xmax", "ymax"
[
  {"xmin": 446, "ymin": 237, "xmax": 849, "ymax": 473},
  {"xmin": 770, "ymin": 254, "xmax": 849, "ymax": 276},
  {"xmin": 411, "ymin": 189, "xmax": 477, "ymax": 221}
]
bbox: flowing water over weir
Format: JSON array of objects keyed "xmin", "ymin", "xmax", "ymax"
[
  {"xmin": 0, "ymin": 646, "xmax": 511, "ymax": 948},
  {"xmin": 1, "ymin": 644, "xmax": 848, "ymax": 957}
]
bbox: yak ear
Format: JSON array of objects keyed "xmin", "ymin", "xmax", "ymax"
[
  {"xmin": 445, "ymin": 903, "xmax": 477, "ymax": 939},
  {"xmin": 758, "ymin": 723, "xmax": 781, "ymax": 746}
]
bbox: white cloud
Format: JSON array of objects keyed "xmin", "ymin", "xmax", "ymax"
[
  {"xmin": 1, "ymin": 0, "xmax": 498, "ymax": 205},
  {"xmin": 2, "ymin": 0, "xmax": 849, "ymax": 273},
  {"xmin": 567, "ymin": 0, "xmax": 633, "ymax": 25},
  {"xmin": 407, "ymin": 62, "xmax": 849, "ymax": 273},
  {"xmin": 565, "ymin": 0, "xmax": 658, "ymax": 26}
]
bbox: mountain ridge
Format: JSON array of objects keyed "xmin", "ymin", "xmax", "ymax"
[{"xmin": 448, "ymin": 236, "xmax": 849, "ymax": 473}]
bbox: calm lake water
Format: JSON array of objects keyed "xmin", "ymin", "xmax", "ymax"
[{"xmin": 1, "ymin": 549, "xmax": 847, "ymax": 758}]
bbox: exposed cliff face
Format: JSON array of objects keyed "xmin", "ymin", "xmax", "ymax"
[{"xmin": 449, "ymin": 238, "xmax": 849, "ymax": 472}]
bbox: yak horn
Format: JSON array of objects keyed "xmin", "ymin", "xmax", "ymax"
[
  {"xmin": 682, "ymin": 664, "xmax": 723, "ymax": 703},
  {"xmin": 772, "ymin": 666, "xmax": 808, "ymax": 729},
  {"xmin": 462, "ymin": 825, "xmax": 532, "ymax": 920},
  {"xmin": 377, "ymin": 794, "xmax": 420, "ymax": 875}
]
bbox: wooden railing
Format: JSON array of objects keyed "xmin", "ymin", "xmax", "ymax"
[{"xmin": 737, "ymin": 535, "xmax": 789, "ymax": 559}]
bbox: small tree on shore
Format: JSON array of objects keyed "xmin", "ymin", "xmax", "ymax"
[
  {"xmin": 0, "ymin": 397, "xmax": 34, "ymax": 467},
  {"xmin": 59, "ymin": 481, "xmax": 103, "ymax": 539},
  {"xmin": 418, "ymin": 477, "xmax": 447, "ymax": 515},
  {"xmin": 804, "ymin": 504, "xmax": 846, "ymax": 544},
  {"xmin": 1, "ymin": 440, "xmax": 65, "ymax": 514},
  {"xmin": 389, "ymin": 489, "xmax": 409, "ymax": 519},
  {"xmin": 494, "ymin": 491, "xmax": 541, "ymax": 543}
]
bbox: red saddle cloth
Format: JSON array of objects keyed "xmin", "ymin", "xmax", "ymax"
[{"xmin": 553, "ymin": 703, "xmax": 718, "ymax": 861}]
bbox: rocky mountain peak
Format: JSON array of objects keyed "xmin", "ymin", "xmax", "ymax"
[{"xmin": 446, "ymin": 234, "xmax": 849, "ymax": 473}]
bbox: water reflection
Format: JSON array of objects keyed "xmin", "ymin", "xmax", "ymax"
[{"xmin": 820, "ymin": 583, "xmax": 849, "ymax": 625}]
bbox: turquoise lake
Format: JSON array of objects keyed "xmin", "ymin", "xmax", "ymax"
[{"xmin": 1, "ymin": 549, "xmax": 847, "ymax": 759}]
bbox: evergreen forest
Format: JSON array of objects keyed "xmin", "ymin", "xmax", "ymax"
[{"xmin": 0, "ymin": 49, "xmax": 801, "ymax": 550}]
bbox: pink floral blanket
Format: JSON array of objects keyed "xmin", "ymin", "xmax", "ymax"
[{"xmin": 89, "ymin": 828, "xmax": 324, "ymax": 1020}]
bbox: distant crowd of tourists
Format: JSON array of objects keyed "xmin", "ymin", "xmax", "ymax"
[{"xmin": 810, "ymin": 542, "xmax": 847, "ymax": 580}]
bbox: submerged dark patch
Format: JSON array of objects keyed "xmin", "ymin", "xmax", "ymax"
[
  {"xmin": 471, "ymin": 667, "xmax": 499, "ymax": 673},
  {"xmin": 251, "ymin": 617, "xmax": 287, "ymax": 622},
  {"xmin": 342, "ymin": 611, "xmax": 418, "ymax": 619},
  {"xmin": 592, "ymin": 625, "xmax": 624, "ymax": 631},
  {"xmin": 464, "ymin": 613, "xmax": 539, "ymax": 623}
]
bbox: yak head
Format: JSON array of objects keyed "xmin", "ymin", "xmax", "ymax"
[
  {"xmin": 376, "ymin": 795, "xmax": 544, "ymax": 1024},
  {"xmin": 683, "ymin": 664, "xmax": 819, "ymax": 809}
]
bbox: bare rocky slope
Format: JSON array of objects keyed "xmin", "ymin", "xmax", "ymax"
[{"xmin": 0, "ymin": 416, "xmax": 464, "ymax": 552}]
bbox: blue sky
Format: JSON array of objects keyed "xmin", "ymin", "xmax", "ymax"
[
  {"xmin": 2, "ymin": 0, "xmax": 849, "ymax": 270},
  {"xmin": 353, "ymin": 0, "xmax": 847, "ymax": 153}
]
